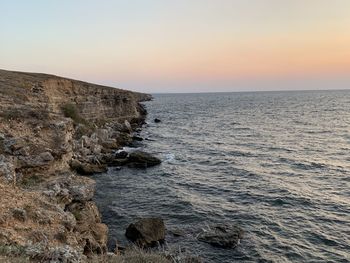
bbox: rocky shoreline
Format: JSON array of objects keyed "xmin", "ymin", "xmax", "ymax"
[
  {"xmin": 0, "ymin": 69, "xmax": 243, "ymax": 262},
  {"xmin": 0, "ymin": 69, "xmax": 160, "ymax": 262}
]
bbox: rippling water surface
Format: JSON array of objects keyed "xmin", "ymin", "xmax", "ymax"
[{"xmin": 93, "ymin": 91, "xmax": 350, "ymax": 262}]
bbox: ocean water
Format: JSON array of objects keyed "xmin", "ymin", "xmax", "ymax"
[{"xmin": 93, "ymin": 90, "xmax": 350, "ymax": 262}]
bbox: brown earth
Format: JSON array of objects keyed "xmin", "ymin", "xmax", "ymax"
[{"xmin": 0, "ymin": 69, "xmax": 151, "ymax": 262}]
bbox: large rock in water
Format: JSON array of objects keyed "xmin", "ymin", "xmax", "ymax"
[
  {"xmin": 127, "ymin": 151, "xmax": 161, "ymax": 168},
  {"xmin": 70, "ymin": 159, "xmax": 107, "ymax": 175},
  {"xmin": 125, "ymin": 218, "xmax": 165, "ymax": 247},
  {"xmin": 197, "ymin": 224, "xmax": 244, "ymax": 248}
]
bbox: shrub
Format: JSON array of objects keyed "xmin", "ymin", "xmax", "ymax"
[
  {"xmin": 21, "ymin": 174, "xmax": 44, "ymax": 187},
  {"xmin": 0, "ymin": 244, "xmax": 26, "ymax": 257},
  {"xmin": 61, "ymin": 103, "xmax": 83, "ymax": 123},
  {"xmin": 74, "ymin": 123, "xmax": 94, "ymax": 139},
  {"xmin": 0, "ymin": 108, "xmax": 49, "ymax": 121},
  {"xmin": 61, "ymin": 104, "xmax": 94, "ymax": 139},
  {"xmin": 87, "ymin": 248, "xmax": 171, "ymax": 263},
  {"xmin": 0, "ymin": 109, "xmax": 23, "ymax": 120},
  {"xmin": 72, "ymin": 210, "xmax": 82, "ymax": 221}
]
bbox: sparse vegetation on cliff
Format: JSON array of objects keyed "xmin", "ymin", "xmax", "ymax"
[
  {"xmin": 0, "ymin": 69, "xmax": 151, "ymax": 262},
  {"xmin": 61, "ymin": 103, "xmax": 87, "ymax": 125},
  {"xmin": 88, "ymin": 248, "xmax": 171, "ymax": 263},
  {"xmin": 0, "ymin": 107, "xmax": 49, "ymax": 121},
  {"xmin": 61, "ymin": 102, "xmax": 95, "ymax": 139}
]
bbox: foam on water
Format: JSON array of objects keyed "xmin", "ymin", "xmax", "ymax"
[
  {"xmin": 93, "ymin": 90, "xmax": 350, "ymax": 263},
  {"xmin": 165, "ymin": 153, "xmax": 176, "ymax": 163}
]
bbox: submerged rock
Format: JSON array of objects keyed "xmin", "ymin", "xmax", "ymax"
[
  {"xmin": 127, "ymin": 151, "xmax": 161, "ymax": 168},
  {"xmin": 197, "ymin": 224, "xmax": 244, "ymax": 248},
  {"xmin": 125, "ymin": 217, "xmax": 165, "ymax": 247},
  {"xmin": 169, "ymin": 228, "xmax": 186, "ymax": 237}
]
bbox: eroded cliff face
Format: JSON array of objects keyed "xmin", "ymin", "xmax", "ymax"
[{"xmin": 0, "ymin": 69, "xmax": 151, "ymax": 262}]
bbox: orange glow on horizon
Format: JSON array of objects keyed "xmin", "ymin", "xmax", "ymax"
[
  {"xmin": 2, "ymin": 0, "xmax": 350, "ymax": 92},
  {"xmin": 87, "ymin": 32, "xmax": 350, "ymax": 83}
]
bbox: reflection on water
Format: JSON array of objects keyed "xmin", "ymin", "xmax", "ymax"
[{"xmin": 93, "ymin": 90, "xmax": 350, "ymax": 262}]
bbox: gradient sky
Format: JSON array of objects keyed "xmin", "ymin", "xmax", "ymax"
[{"xmin": 1, "ymin": 0, "xmax": 350, "ymax": 93}]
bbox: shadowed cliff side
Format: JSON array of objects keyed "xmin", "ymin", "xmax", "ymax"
[{"xmin": 0, "ymin": 69, "xmax": 152, "ymax": 262}]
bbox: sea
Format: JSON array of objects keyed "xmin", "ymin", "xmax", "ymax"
[{"xmin": 92, "ymin": 90, "xmax": 350, "ymax": 263}]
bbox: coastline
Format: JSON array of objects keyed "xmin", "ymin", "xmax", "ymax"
[{"xmin": 0, "ymin": 69, "xmax": 157, "ymax": 262}]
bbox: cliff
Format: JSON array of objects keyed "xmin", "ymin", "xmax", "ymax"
[{"xmin": 0, "ymin": 69, "xmax": 151, "ymax": 262}]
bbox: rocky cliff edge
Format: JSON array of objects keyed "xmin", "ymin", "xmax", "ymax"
[{"xmin": 0, "ymin": 69, "xmax": 151, "ymax": 262}]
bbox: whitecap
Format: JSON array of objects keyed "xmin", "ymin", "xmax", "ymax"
[
  {"xmin": 116, "ymin": 146, "xmax": 141, "ymax": 153},
  {"xmin": 165, "ymin": 153, "xmax": 176, "ymax": 162}
]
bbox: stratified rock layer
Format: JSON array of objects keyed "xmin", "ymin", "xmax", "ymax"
[{"xmin": 0, "ymin": 69, "xmax": 151, "ymax": 261}]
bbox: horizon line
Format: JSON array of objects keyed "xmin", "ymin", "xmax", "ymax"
[{"xmin": 150, "ymin": 88, "xmax": 350, "ymax": 95}]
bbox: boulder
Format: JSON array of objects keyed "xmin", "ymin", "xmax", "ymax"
[
  {"xmin": 101, "ymin": 139, "xmax": 118, "ymax": 151},
  {"xmin": 38, "ymin": 151, "xmax": 54, "ymax": 162},
  {"xmin": 0, "ymin": 155, "xmax": 16, "ymax": 182},
  {"xmin": 68, "ymin": 176, "xmax": 96, "ymax": 202},
  {"xmin": 115, "ymin": 133, "xmax": 132, "ymax": 146},
  {"xmin": 70, "ymin": 159, "xmax": 107, "ymax": 175},
  {"xmin": 100, "ymin": 153, "xmax": 128, "ymax": 167},
  {"xmin": 124, "ymin": 120, "xmax": 132, "ymax": 133},
  {"xmin": 115, "ymin": 151, "xmax": 128, "ymax": 159},
  {"xmin": 96, "ymin": 128, "xmax": 110, "ymax": 142},
  {"xmin": 125, "ymin": 217, "xmax": 165, "ymax": 247},
  {"xmin": 197, "ymin": 224, "xmax": 243, "ymax": 248},
  {"xmin": 132, "ymin": 135, "xmax": 143, "ymax": 141},
  {"xmin": 45, "ymin": 175, "xmax": 96, "ymax": 204},
  {"xmin": 9, "ymin": 138, "xmax": 27, "ymax": 152},
  {"xmin": 67, "ymin": 202, "xmax": 108, "ymax": 254},
  {"xmin": 91, "ymin": 223, "xmax": 109, "ymax": 250},
  {"xmin": 127, "ymin": 151, "xmax": 161, "ymax": 168},
  {"xmin": 154, "ymin": 118, "xmax": 161, "ymax": 123},
  {"xmin": 16, "ymin": 146, "xmax": 30, "ymax": 156}
]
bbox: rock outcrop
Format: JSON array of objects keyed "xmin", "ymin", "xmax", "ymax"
[
  {"xmin": 125, "ymin": 218, "xmax": 166, "ymax": 247},
  {"xmin": 127, "ymin": 151, "xmax": 162, "ymax": 168},
  {"xmin": 0, "ymin": 69, "xmax": 151, "ymax": 261}
]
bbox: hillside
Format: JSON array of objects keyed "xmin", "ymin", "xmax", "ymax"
[{"xmin": 0, "ymin": 69, "xmax": 151, "ymax": 262}]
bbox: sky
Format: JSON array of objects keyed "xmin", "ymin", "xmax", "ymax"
[{"xmin": 1, "ymin": 0, "xmax": 350, "ymax": 93}]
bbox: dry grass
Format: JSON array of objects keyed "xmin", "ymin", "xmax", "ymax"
[
  {"xmin": 0, "ymin": 107, "xmax": 49, "ymax": 121},
  {"xmin": 61, "ymin": 103, "xmax": 96, "ymax": 139},
  {"xmin": 0, "ymin": 255, "xmax": 31, "ymax": 263},
  {"xmin": 0, "ymin": 245, "xmax": 30, "ymax": 263},
  {"xmin": 61, "ymin": 103, "xmax": 84, "ymax": 124},
  {"xmin": 88, "ymin": 248, "xmax": 171, "ymax": 263},
  {"xmin": 0, "ymin": 181, "xmax": 73, "ymax": 249},
  {"xmin": 0, "ymin": 246, "xmax": 171, "ymax": 263}
]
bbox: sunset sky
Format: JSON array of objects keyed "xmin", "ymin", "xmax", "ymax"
[{"xmin": 1, "ymin": 0, "xmax": 350, "ymax": 93}]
